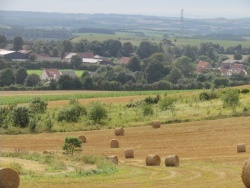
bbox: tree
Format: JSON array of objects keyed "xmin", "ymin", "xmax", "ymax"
[
  {"xmin": 0, "ymin": 68, "xmax": 15, "ymax": 86},
  {"xmin": 62, "ymin": 137, "xmax": 82, "ymax": 155},
  {"xmin": 13, "ymin": 36, "xmax": 24, "ymax": 51},
  {"xmin": 28, "ymin": 53, "xmax": 37, "ymax": 61},
  {"xmin": 71, "ymin": 55, "xmax": 82, "ymax": 69},
  {"xmin": 25, "ymin": 74, "xmax": 41, "ymax": 87},
  {"xmin": 174, "ymin": 56, "xmax": 195, "ymax": 77},
  {"xmin": 15, "ymin": 67, "xmax": 28, "ymax": 85},
  {"xmin": 89, "ymin": 101, "xmax": 107, "ymax": 123},
  {"xmin": 12, "ymin": 106, "xmax": 30, "ymax": 128},
  {"xmin": 159, "ymin": 96, "xmax": 177, "ymax": 117},
  {"xmin": 57, "ymin": 104, "xmax": 87, "ymax": 122},
  {"xmin": 136, "ymin": 41, "xmax": 158, "ymax": 59},
  {"xmin": 220, "ymin": 89, "xmax": 240, "ymax": 113},
  {"xmin": 104, "ymin": 39, "xmax": 122, "ymax": 57},
  {"xmin": 51, "ymin": 47, "xmax": 59, "ymax": 57},
  {"xmin": 61, "ymin": 40, "xmax": 73, "ymax": 52},
  {"xmin": 29, "ymin": 97, "xmax": 48, "ymax": 114},
  {"xmin": 126, "ymin": 56, "xmax": 141, "ymax": 72},
  {"xmin": 57, "ymin": 74, "xmax": 74, "ymax": 89},
  {"xmin": 0, "ymin": 35, "xmax": 7, "ymax": 48},
  {"xmin": 145, "ymin": 62, "xmax": 165, "ymax": 84},
  {"xmin": 214, "ymin": 77, "xmax": 229, "ymax": 88},
  {"xmin": 168, "ymin": 67, "xmax": 184, "ymax": 84},
  {"xmin": 234, "ymin": 53, "xmax": 242, "ymax": 60},
  {"xmin": 121, "ymin": 42, "xmax": 134, "ymax": 56},
  {"xmin": 82, "ymin": 76, "xmax": 93, "ymax": 90}
]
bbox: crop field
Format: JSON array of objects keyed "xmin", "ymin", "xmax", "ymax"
[
  {"xmin": 1, "ymin": 116, "xmax": 250, "ymax": 187},
  {"xmin": 72, "ymin": 31, "xmax": 250, "ymax": 48},
  {"xmin": 27, "ymin": 70, "xmax": 84, "ymax": 77}
]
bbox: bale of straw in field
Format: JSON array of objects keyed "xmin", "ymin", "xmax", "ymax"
[
  {"xmin": 43, "ymin": 150, "xmax": 52, "ymax": 154},
  {"xmin": 151, "ymin": 120, "xmax": 161, "ymax": 128},
  {"xmin": 145, "ymin": 154, "xmax": 161, "ymax": 166},
  {"xmin": 79, "ymin": 135, "xmax": 87, "ymax": 143},
  {"xmin": 110, "ymin": 139, "xmax": 119, "ymax": 148},
  {"xmin": 106, "ymin": 155, "xmax": 119, "ymax": 165},
  {"xmin": 115, "ymin": 128, "xmax": 124, "ymax": 136},
  {"xmin": 241, "ymin": 160, "xmax": 250, "ymax": 188},
  {"xmin": 124, "ymin": 148, "xmax": 134, "ymax": 158},
  {"xmin": 165, "ymin": 155, "xmax": 179, "ymax": 167},
  {"xmin": 237, "ymin": 143, "xmax": 246, "ymax": 153},
  {"xmin": 0, "ymin": 168, "xmax": 20, "ymax": 188}
]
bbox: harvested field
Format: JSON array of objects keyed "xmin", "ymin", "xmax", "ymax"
[{"xmin": 1, "ymin": 116, "xmax": 250, "ymax": 187}]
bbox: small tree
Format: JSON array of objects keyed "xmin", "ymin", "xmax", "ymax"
[
  {"xmin": 62, "ymin": 137, "xmax": 82, "ymax": 155},
  {"xmin": 159, "ymin": 96, "xmax": 177, "ymax": 117},
  {"xmin": 12, "ymin": 106, "xmax": 30, "ymax": 128},
  {"xmin": 220, "ymin": 89, "xmax": 240, "ymax": 113},
  {"xmin": 89, "ymin": 101, "xmax": 107, "ymax": 123},
  {"xmin": 71, "ymin": 55, "xmax": 82, "ymax": 69},
  {"xmin": 29, "ymin": 97, "xmax": 48, "ymax": 114}
]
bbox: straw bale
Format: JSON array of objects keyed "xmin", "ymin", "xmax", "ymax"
[
  {"xmin": 151, "ymin": 120, "xmax": 161, "ymax": 128},
  {"xmin": 0, "ymin": 168, "xmax": 20, "ymax": 188},
  {"xmin": 165, "ymin": 155, "xmax": 179, "ymax": 167},
  {"xmin": 106, "ymin": 155, "xmax": 119, "ymax": 165},
  {"xmin": 115, "ymin": 128, "xmax": 124, "ymax": 136},
  {"xmin": 79, "ymin": 135, "xmax": 87, "ymax": 143},
  {"xmin": 110, "ymin": 139, "xmax": 119, "ymax": 148},
  {"xmin": 124, "ymin": 148, "xmax": 134, "ymax": 158},
  {"xmin": 145, "ymin": 154, "xmax": 161, "ymax": 166},
  {"xmin": 237, "ymin": 143, "xmax": 246, "ymax": 153},
  {"xmin": 242, "ymin": 160, "xmax": 250, "ymax": 188}
]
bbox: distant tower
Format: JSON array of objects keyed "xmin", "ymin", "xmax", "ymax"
[{"xmin": 181, "ymin": 9, "xmax": 184, "ymax": 33}]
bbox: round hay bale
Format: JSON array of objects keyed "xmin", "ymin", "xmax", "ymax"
[
  {"xmin": 124, "ymin": 148, "xmax": 134, "ymax": 158},
  {"xmin": 165, "ymin": 155, "xmax": 179, "ymax": 167},
  {"xmin": 145, "ymin": 154, "xmax": 161, "ymax": 166},
  {"xmin": 106, "ymin": 155, "xmax": 119, "ymax": 165},
  {"xmin": 151, "ymin": 120, "xmax": 161, "ymax": 128},
  {"xmin": 110, "ymin": 139, "xmax": 119, "ymax": 148},
  {"xmin": 0, "ymin": 168, "xmax": 20, "ymax": 188},
  {"xmin": 237, "ymin": 143, "xmax": 246, "ymax": 153},
  {"xmin": 115, "ymin": 128, "xmax": 124, "ymax": 136},
  {"xmin": 79, "ymin": 135, "xmax": 87, "ymax": 143},
  {"xmin": 242, "ymin": 160, "xmax": 250, "ymax": 188}
]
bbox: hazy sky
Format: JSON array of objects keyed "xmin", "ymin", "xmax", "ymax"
[{"xmin": 1, "ymin": 0, "xmax": 250, "ymax": 18}]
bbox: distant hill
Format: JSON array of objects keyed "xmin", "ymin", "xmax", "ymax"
[{"xmin": 1, "ymin": 10, "xmax": 250, "ymax": 38}]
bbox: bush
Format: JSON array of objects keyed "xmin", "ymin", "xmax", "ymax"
[
  {"xmin": 88, "ymin": 102, "xmax": 107, "ymax": 123},
  {"xmin": 241, "ymin": 88, "xmax": 250, "ymax": 94},
  {"xmin": 142, "ymin": 104, "xmax": 154, "ymax": 116},
  {"xmin": 144, "ymin": 94, "xmax": 160, "ymax": 104},
  {"xmin": 29, "ymin": 97, "xmax": 48, "ymax": 113},
  {"xmin": 220, "ymin": 89, "xmax": 240, "ymax": 112},
  {"xmin": 57, "ymin": 104, "xmax": 87, "ymax": 122},
  {"xmin": 199, "ymin": 91, "xmax": 217, "ymax": 101},
  {"xmin": 62, "ymin": 137, "xmax": 82, "ymax": 155},
  {"xmin": 12, "ymin": 106, "xmax": 30, "ymax": 128}
]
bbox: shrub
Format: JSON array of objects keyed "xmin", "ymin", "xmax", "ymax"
[
  {"xmin": 62, "ymin": 137, "xmax": 82, "ymax": 155},
  {"xmin": 88, "ymin": 102, "xmax": 107, "ymax": 123},
  {"xmin": 142, "ymin": 104, "xmax": 154, "ymax": 116},
  {"xmin": 220, "ymin": 89, "xmax": 240, "ymax": 112},
  {"xmin": 199, "ymin": 91, "xmax": 217, "ymax": 101},
  {"xmin": 144, "ymin": 94, "xmax": 160, "ymax": 104},
  {"xmin": 57, "ymin": 104, "xmax": 87, "ymax": 122},
  {"xmin": 29, "ymin": 97, "xmax": 48, "ymax": 113},
  {"xmin": 241, "ymin": 88, "xmax": 250, "ymax": 94},
  {"xmin": 12, "ymin": 106, "xmax": 30, "ymax": 128}
]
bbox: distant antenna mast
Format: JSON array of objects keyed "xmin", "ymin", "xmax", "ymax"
[{"xmin": 181, "ymin": 9, "xmax": 184, "ymax": 33}]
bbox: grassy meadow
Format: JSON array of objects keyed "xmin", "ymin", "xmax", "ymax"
[{"xmin": 27, "ymin": 70, "xmax": 84, "ymax": 77}]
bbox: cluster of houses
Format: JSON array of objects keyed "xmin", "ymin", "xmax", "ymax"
[
  {"xmin": 0, "ymin": 48, "xmax": 247, "ymax": 77},
  {"xmin": 196, "ymin": 60, "xmax": 247, "ymax": 76}
]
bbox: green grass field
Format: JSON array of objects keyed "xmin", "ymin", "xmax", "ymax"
[{"xmin": 27, "ymin": 70, "xmax": 84, "ymax": 77}]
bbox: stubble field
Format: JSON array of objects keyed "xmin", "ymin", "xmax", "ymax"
[{"xmin": 1, "ymin": 115, "xmax": 250, "ymax": 187}]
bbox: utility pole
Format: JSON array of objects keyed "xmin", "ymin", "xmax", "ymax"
[{"xmin": 181, "ymin": 9, "xmax": 184, "ymax": 34}]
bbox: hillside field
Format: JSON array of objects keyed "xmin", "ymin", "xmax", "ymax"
[{"xmin": 1, "ymin": 116, "xmax": 250, "ymax": 187}]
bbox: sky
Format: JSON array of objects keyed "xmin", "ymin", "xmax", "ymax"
[{"xmin": 1, "ymin": 0, "xmax": 250, "ymax": 19}]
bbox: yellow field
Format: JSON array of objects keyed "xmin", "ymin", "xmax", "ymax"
[{"xmin": 1, "ymin": 116, "xmax": 250, "ymax": 187}]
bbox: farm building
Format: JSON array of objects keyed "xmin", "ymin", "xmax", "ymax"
[
  {"xmin": 196, "ymin": 60, "xmax": 212, "ymax": 73},
  {"xmin": 0, "ymin": 49, "xmax": 31, "ymax": 60},
  {"xmin": 220, "ymin": 63, "xmax": 247, "ymax": 76},
  {"xmin": 119, "ymin": 57, "xmax": 131, "ymax": 64},
  {"xmin": 64, "ymin": 52, "xmax": 95, "ymax": 62}
]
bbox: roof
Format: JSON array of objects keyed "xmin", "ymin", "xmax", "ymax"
[
  {"xmin": 43, "ymin": 69, "xmax": 61, "ymax": 80},
  {"xmin": 0, "ymin": 49, "xmax": 15, "ymax": 55},
  {"xmin": 119, "ymin": 57, "xmax": 131, "ymax": 64},
  {"xmin": 64, "ymin": 52, "xmax": 95, "ymax": 59},
  {"xmin": 222, "ymin": 59, "xmax": 244, "ymax": 64},
  {"xmin": 196, "ymin": 60, "xmax": 210, "ymax": 68},
  {"xmin": 82, "ymin": 58, "xmax": 99, "ymax": 64},
  {"xmin": 61, "ymin": 70, "xmax": 77, "ymax": 78},
  {"xmin": 18, "ymin": 50, "xmax": 32, "ymax": 54}
]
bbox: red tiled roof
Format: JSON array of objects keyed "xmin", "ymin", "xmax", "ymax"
[
  {"xmin": 119, "ymin": 57, "xmax": 131, "ymax": 64},
  {"xmin": 196, "ymin": 60, "xmax": 210, "ymax": 68},
  {"xmin": 78, "ymin": 52, "xmax": 95, "ymax": 59},
  {"xmin": 44, "ymin": 69, "xmax": 61, "ymax": 80}
]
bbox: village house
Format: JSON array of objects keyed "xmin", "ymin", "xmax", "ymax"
[
  {"xmin": 119, "ymin": 57, "xmax": 131, "ymax": 64},
  {"xmin": 196, "ymin": 60, "xmax": 212, "ymax": 73},
  {"xmin": 220, "ymin": 63, "xmax": 247, "ymax": 76},
  {"xmin": 41, "ymin": 69, "xmax": 62, "ymax": 81}
]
